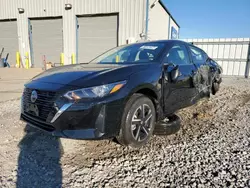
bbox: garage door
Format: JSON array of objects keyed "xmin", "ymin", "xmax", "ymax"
[
  {"xmin": 0, "ymin": 20, "xmax": 18, "ymax": 67},
  {"xmin": 77, "ymin": 15, "xmax": 118, "ymax": 63},
  {"xmin": 30, "ymin": 18, "xmax": 63, "ymax": 67}
]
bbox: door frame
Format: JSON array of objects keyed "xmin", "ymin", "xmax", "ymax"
[
  {"xmin": 160, "ymin": 41, "xmax": 198, "ymax": 115},
  {"xmin": 28, "ymin": 16, "xmax": 63, "ymax": 66},
  {"xmin": 0, "ymin": 19, "xmax": 18, "ymax": 66}
]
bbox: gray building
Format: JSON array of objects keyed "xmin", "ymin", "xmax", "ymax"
[{"xmin": 0, "ymin": 0, "xmax": 179, "ymax": 67}]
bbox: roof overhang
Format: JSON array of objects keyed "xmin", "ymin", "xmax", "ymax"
[{"xmin": 159, "ymin": 0, "xmax": 180, "ymax": 28}]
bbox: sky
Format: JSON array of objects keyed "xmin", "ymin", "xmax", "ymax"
[{"xmin": 162, "ymin": 0, "xmax": 250, "ymax": 39}]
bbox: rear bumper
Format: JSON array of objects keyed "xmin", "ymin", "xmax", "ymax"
[{"xmin": 20, "ymin": 98, "xmax": 125, "ymax": 140}]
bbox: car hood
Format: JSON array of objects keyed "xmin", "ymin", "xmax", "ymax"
[{"xmin": 30, "ymin": 63, "xmax": 151, "ymax": 87}]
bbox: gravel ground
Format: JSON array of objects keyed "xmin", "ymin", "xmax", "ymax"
[{"xmin": 0, "ymin": 77, "xmax": 249, "ymax": 187}]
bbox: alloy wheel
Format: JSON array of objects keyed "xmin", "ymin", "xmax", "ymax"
[{"xmin": 131, "ymin": 104, "xmax": 153, "ymax": 142}]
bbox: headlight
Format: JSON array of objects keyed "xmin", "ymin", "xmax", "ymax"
[{"xmin": 64, "ymin": 80, "xmax": 127, "ymax": 100}]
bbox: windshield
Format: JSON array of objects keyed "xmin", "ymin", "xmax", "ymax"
[{"xmin": 89, "ymin": 42, "xmax": 166, "ymax": 64}]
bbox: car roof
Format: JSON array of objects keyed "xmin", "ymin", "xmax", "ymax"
[
  {"xmin": 133, "ymin": 40, "xmax": 207, "ymax": 55},
  {"xmin": 133, "ymin": 39, "xmax": 188, "ymax": 45}
]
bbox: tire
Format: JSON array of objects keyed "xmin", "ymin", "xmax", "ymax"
[
  {"xmin": 212, "ymin": 82, "xmax": 220, "ymax": 95},
  {"xmin": 154, "ymin": 114, "xmax": 181, "ymax": 135},
  {"xmin": 116, "ymin": 94, "xmax": 156, "ymax": 147}
]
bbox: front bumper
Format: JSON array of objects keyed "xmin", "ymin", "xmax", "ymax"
[{"xmin": 21, "ymin": 98, "xmax": 125, "ymax": 140}]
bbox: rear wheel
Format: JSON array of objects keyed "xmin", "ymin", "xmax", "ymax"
[
  {"xmin": 212, "ymin": 81, "xmax": 220, "ymax": 95},
  {"xmin": 116, "ymin": 94, "xmax": 156, "ymax": 147}
]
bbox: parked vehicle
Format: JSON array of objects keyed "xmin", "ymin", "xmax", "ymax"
[{"xmin": 20, "ymin": 40, "xmax": 222, "ymax": 147}]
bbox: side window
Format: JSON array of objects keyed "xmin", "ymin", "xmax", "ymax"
[
  {"xmin": 164, "ymin": 44, "xmax": 191, "ymax": 65},
  {"xmin": 202, "ymin": 52, "xmax": 208, "ymax": 61},
  {"xmin": 189, "ymin": 46, "xmax": 206, "ymax": 64},
  {"xmin": 135, "ymin": 50, "xmax": 155, "ymax": 61}
]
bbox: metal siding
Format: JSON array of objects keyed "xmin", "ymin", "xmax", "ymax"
[
  {"xmin": 77, "ymin": 15, "xmax": 118, "ymax": 63},
  {"xmin": 18, "ymin": 0, "xmax": 63, "ymax": 17},
  {"xmin": 241, "ymin": 44, "xmax": 249, "ymax": 59},
  {"xmin": 0, "ymin": 20, "xmax": 18, "ymax": 66},
  {"xmin": 30, "ymin": 18, "xmax": 63, "ymax": 67},
  {"xmin": 66, "ymin": 0, "xmax": 146, "ymax": 64},
  {"xmin": 0, "ymin": 0, "xmax": 147, "ymax": 65},
  {"xmin": 0, "ymin": 0, "xmax": 17, "ymax": 19},
  {"xmin": 73, "ymin": 0, "xmax": 145, "ymax": 45}
]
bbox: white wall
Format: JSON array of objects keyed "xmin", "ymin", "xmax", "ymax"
[
  {"xmin": 148, "ymin": 0, "xmax": 170, "ymax": 40},
  {"xmin": 183, "ymin": 38, "xmax": 250, "ymax": 77}
]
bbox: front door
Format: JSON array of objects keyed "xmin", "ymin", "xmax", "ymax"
[{"xmin": 163, "ymin": 42, "xmax": 198, "ymax": 115}]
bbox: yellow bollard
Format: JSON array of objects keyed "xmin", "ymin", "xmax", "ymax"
[
  {"xmin": 71, "ymin": 53, "xmax": 76, "ymax": 64},
  {"xmin": 16, "ymin": 52, "xmax": 20, "ymax": 68},
  {"xmin": 115, "ymin": 55, "xmax": 119, "ymax": 63},
  {"xmin": 25, "ymin": 52, "xmax": 29, "ymax": 69},
  {"xmin": 60, "ymin": 53, "xmax": 64, "ymax": 66}
]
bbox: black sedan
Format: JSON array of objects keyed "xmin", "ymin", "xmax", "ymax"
[{"xmin": 20, "ymin": 40, "xmax": 222, "ymax": 147}]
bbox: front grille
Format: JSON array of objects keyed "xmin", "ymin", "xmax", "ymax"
[
  {"xmin": 22, "ymin": 88, "xmax": 57, "ymax": 122},
  {"xmin": 21, "ymin": 113, "xmax": 55, "ymax": 132}
]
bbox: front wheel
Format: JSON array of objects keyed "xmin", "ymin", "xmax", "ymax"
[{"xmin": 116, "ymin": 94, "xmax": 156, "ymax": 147}]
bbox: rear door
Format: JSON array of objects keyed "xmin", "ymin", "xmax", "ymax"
[
  {"xmin": 187, "ymin": 45, "xmax": 212, "ymax": 96},
  {"xmin": 163, "ymin": 42, "xmax": 198, "ymax": 115}
]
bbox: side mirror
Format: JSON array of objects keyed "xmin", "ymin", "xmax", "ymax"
[
  {"xmin": 164, "ymin": 63, "xmax": 180, "ymax": 82},
  {"xmin": 170, "ymin": 65, "xmax": 180, "ymax": 82}
]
